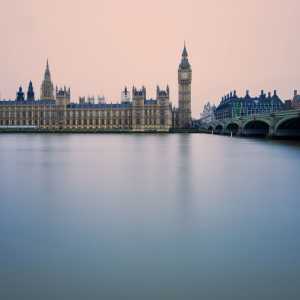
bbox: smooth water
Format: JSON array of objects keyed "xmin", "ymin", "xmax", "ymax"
[{"xmin": 0, "ymin": 134, "xmax": 300, "ymax": 300}]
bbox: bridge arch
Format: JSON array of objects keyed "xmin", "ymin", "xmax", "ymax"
[
  {"xmin": 242, "ymin": 119, "xmax": 271, "ymax": 137},
  {"xmin": 214, "ymin": 124, "xmax": 224, "ymax": 134},
  {"xmin": 275, "ymin": 116, "xmax": 300, "ymax": 137},
  {"xmin": 208, "ymin": 125, "xmax": 214, "ymax": 132},
  {"xmin": 225, "ymin": 122, "xmax": 240, "ymax": 135}
]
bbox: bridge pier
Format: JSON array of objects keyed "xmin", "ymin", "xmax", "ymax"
[{"xmin": 268, "ymin": 126, "xmax": 275, "ymax": 138}]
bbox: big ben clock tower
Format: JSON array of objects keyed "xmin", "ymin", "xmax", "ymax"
[{"xmin": 178, "ymin": 43, "xmax": 192, "ymax": 128}]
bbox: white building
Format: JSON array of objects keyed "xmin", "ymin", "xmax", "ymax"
[{"xmin": 199, "ymin": 102, "xmax": 216, "ymax": 125}]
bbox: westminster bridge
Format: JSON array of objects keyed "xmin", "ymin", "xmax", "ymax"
[{"xmin": 203, "ymin": 109, "xmax": 300, "ymax": 138}]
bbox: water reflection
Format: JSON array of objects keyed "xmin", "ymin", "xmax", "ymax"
[
  {"xmin": 173, "ymin": 134, "xmax": 195, "ymax": 227},
  {"xmin": 0, "ymin": 134, "xmax": 300, "ymax": 300}
]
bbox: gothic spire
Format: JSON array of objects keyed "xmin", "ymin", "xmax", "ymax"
[
  {"xmin": 41, "ymin": 59, "xmax": 54, "ymax": 100},
  {"xmin": 182, "ymin": 41, "xmax": 188, "ymax": 58},
  {"xmin": 44, "ymin": 59, "xmax": 51, "ymax": 81},
  {"xmin": 27, "ymin": 80, "xmax": 35, "ymax": 101},
  {"xmin": 179, "ymin": 42, "xmax": 190, "ymax": 69},
  {"xmin": 16, "ymin": 86, "xmax": 25, "ymax": 101}
]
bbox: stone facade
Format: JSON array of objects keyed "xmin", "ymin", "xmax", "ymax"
[
  {"xmin": 199, "ymin": 102, "xmax": 216, "ymax": 125},
  {"xmin": 178, "ymin": 44, "xmax": 192, "ymax": 128},
  {"xmin": 0, "ymin": 46, "xmax": 192, "ymax": 132},
  {"xmin": 214, "ymin": 90, "xmax": 285, "ymax": 121},
  {"xmin": 0, "ymin": 86, "xmax": 172, "ymax": 131}
]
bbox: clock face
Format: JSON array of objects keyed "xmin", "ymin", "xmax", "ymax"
[{"xmin": 181, "ymin": 72, "xmax": 189, "ymax": 80}]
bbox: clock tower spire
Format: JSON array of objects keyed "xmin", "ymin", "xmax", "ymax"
[
  {"xmin": 40, "ymin": 59, "xmax": 54, "ymax": 100},
  {"xmin": 178, "ymin": 42, "xmax": 192, "ymax": 128}
]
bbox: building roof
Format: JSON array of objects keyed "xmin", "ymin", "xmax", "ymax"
[
  {"xmin": 145, "ymin": 99, "xmax": 158, "ymax": 105},
  {"xmin": 0, "ymin": 99, "xmax": 56, "ymax": 105},
  {"xmin": 215, "ymin": 91, "xmax": 284, "ymax": 112},
  {"xmin": 68, "ymin": 102, "xmax": 131, "ymax": 109},
  {"xmin": 0, "ymin": 98, "xmax": 164, "ymax": 108},
  {"xmin": 179, "ymin": 43, "xmax": 191, "ymax": 69}
]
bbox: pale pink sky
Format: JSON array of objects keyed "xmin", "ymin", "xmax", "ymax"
[{"xmin": 0, "ymin": 0, "xmax": 299, "ymax": 116}]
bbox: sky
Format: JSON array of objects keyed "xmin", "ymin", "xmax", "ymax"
[{"xmin": 0, "ymin": 0, "xmax": 299, "ymax": 117}]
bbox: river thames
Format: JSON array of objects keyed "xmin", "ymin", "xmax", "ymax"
[{"xmin": 0, "ymin": 134, "xmax": 300, "ymax": 299}]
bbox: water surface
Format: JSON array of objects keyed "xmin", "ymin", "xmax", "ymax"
[{"xmin": 0, "ymin": 134, "xmax": 300, "ymax": 299}]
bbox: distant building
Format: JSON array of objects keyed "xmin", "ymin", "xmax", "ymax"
[
  {"xmin": 0, "ymin": 46, "xmax": 191, "ymax": 131},
  {"xmin": 199, "ymin": 102, "xmax": 216, "ymax": 125},
  {"xmin": 214, "ymin": 90, "xmax": 284, "ymax": 120},
  {"xmin": 291, "ymin": 90, "xmax": 300, "ymax": 109}
]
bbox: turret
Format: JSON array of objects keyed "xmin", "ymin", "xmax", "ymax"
[
  {"xmin": 16, "ymin": 86, "xmax": 25, "ymax": 102},
  {"xmin": 56, "ymin": 86, "xmax": 71, "ymax": 106},
  {"xmin": 132, "ymin": 86, "xmax": 146, "ymax": 131},
  {"xmin": 27, "ymin": 81, "xmax": 35, "ymax": 101},
  {"xmin": 157, "ymin": 85, "xmax": 171, "ymax": 129},
  {"xmin": 97, "ymin": 96, "xmax": 105, "ymax": 104},
  {"xmin": 132, "ymin": 86, "xmax": 146, "ymax": 104},
  {"xmin": 121, "ymin": 86, "xmax": 131, "ymax": 103},
  {"xmin": 156, "ymin": 85, "xmax": 170, "ymax": 101},
  {"xmin": 294, "ymin": 90, "xmax": 298, "ymax": 98},
  {"xmin": 87, "ymin": 96, "xmax": 95, "ymax": 104},
  {"xmin": 79, "ymin": 96, "xmax": 86, "ymax": 104},
  {"xmin": 260, "ymin": 90, "xmax": 266, "ymax": 99}
]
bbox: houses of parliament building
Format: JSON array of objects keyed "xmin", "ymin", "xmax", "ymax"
[{"xmin": 0, "ymin": 46, "xmax": 192, "ymax": 132}]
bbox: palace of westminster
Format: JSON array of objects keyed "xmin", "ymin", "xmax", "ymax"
[{"xmin": 0, "ymin": 46, "xmax": 192, "ymax": 131}]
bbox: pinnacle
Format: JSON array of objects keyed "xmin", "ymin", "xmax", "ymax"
[{"xmin": 182, "ymin": 42, "xmax": 188, "ymax": 57}]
